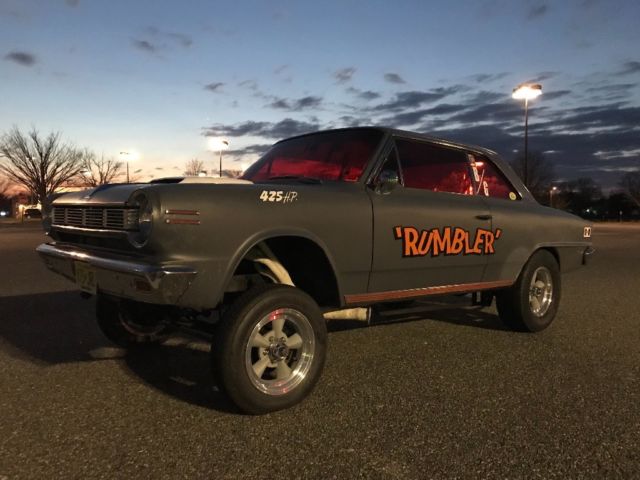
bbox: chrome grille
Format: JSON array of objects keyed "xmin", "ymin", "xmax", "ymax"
[{"xmin": 51, "ymin": 206, "xmax": 138, "ymax": 231}]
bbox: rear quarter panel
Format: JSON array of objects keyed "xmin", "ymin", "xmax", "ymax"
[{"xmin": 483, "ymin": 197, "xmax": 591, "ymax": 282}]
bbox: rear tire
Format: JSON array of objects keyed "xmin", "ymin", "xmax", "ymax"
[
  {"xmin": 496, "ymin": 250, "xmax": 561, "ymax": 332},
  {"xmin": 211, "ymin": 284, "xmax": 327, "ymax": 414},
  {"xmin": 96, "ymin": 295, "xmax": 171, "ymax": 347}
]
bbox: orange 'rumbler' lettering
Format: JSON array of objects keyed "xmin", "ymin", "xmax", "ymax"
[
  {"xmin": 393, "ymin": 225, "xmax": 502, "ymax": 258},
  {"xmin": 431, "ymin": 227, "xmax": 451, "ymax": 256},
  {"xmin": 450, "ymin": 228, "xmax": 466, "ymax": 255}
]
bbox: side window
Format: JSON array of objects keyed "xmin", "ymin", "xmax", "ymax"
[
  {"xmin": 376, "ymin": 147, "xmax": 402, "ymax": 184},
  {"xmin": 395, "ymin": 139, "xmax": 473, "ymax": 195},
  {"xmin": 469, "ymin": 154, "xmax": 519, "ymax": 200}
]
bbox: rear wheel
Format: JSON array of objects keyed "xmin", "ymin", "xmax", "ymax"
[
  {"xmin": 96, "ymin": 295, "xmax": 170, "ymax": 347},
  {"xmin": 211, "ymin": 284, "xmax": 327, "ymax": 414},
  {"xmin": 496, "ymin": 250, "xmax": 561, "ymax": 332}
]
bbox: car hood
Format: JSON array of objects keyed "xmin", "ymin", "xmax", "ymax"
[{"xmin": 52, "ymin": 179, "xmax": 254, "ymax": 206}]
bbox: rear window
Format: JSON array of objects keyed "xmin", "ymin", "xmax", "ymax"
[
  {"xmin": 469, "ymin": 154, "xmax": 519, "ymax": 200},
  {"xmin": 242, "ymin": 129, "xmax": 383, "ymax": 182}
]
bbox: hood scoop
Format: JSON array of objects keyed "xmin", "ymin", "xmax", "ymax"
[{"xmin": 150, "ymin": 177, "xmax": 253, "ymax": 185}]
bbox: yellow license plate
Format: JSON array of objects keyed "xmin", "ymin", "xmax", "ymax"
[{"xmin": 74, "ymin": 262, "xmax": 97, "ymax": 294}]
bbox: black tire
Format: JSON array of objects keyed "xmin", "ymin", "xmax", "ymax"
[
  {"xmin": 496, "ymin": 250, "xmax": 561, "ymax": 332},
  {"xmin": 96, "ymin": 295, "xmax": 171, "ymax": 347},
  {"xmin": 211, "ymin": 284, "xmax": 327, "ymax": 414}
]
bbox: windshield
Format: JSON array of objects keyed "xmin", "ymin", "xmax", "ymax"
[{"xmin": 242, "ymin": 129, "xmax": 384, "ymax": 183}]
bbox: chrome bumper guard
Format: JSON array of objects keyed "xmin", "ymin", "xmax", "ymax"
[{"xmin": 36, "ymin": 243, "xmax": 197, "ymax": 304}]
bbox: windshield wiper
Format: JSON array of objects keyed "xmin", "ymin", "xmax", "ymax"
[{"xmin": 266, "ymin": 175, "xmax": 323, "ymax": 184}]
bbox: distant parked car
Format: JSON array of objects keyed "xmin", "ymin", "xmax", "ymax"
[
  {"xmin": 24, "ymin": 208, "xmax": 42, "ymax": 219},
  {"xmin": 37, "ymin": 127, "xmax": 593, "ymax": 414}
]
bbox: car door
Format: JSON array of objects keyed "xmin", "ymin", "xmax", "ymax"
[{"xmin": 367, "ymin": 138, "xmax": 493, "ymax": 296}]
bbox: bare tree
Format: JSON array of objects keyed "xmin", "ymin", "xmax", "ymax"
[
  {"xmin": 510, "ymin": 151, "xmax": 555, "ymax": 203},
  {"xmin": 0, "ymin": 127, "xmax": 85, "ymax": 209},
  {"xmin": 184, "ymin": 158, "xmax": 205, "ymax": 176},
  {"xmin": 0, "ymin": 175, "xmax": 12, "ymax": 197},
  {"xmin": 78, "ymin": 152, "xmax": 124, "ymax": 187},
  {"xmin": 619, "ymin": 171, "xmax": 640, "ymax": 207}
]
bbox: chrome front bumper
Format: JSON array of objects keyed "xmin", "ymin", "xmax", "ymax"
[{"xmin": 36, "ymin": 243, "xmax": 197, "ymax": 305}]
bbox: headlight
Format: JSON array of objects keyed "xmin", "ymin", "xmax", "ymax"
[{"xmin": 128, "ymin": 192, "xmax": 153, "ymax": 247}]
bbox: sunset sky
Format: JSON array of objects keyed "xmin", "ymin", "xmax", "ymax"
[{"xmin": 2, "ymin": 0, "xmax": 639, "ymax": 188}]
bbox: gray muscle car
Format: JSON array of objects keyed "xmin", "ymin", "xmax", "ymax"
[{"xmin": 37, "ymin": 127, "xmax": 593, "ymax": 413}]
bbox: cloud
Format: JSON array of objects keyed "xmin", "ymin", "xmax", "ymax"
[
  {"xmin": 238, "ymin": 80, "xmax": 258, "ymax": 90},
  {"xmin": 527, "ymin": 3, "xmax": 548, "ymax": 20},
  {"xmin": 551, "ymin": 105, "xmax": 640, "ymax": 131},
  {"xmin": 464, "ymin": 90, "xmax": 506, "ymax": 105},
  {"xmin": 4, "ymin": 50, "xmax": 36, "ymax": 66},
  {"xmin": 586, "ymin": 83, "xmax": 635, "ymax": 94},
  {"xmin": 382, "ymin": 104, "xmax": 469, "ymax": 128},
  {"xmin": 520, "ymin": 71, "xmax": 558, "ymax": 84},
  {"xmin": 584, "ymin": 83, "xmax": 635, "ymax": 101},
  {"xmin": 384, "ymin": 73, "xmax": 406, "ymax": 84},
  {"xmin": 334, "ymin": 67, "xmax": 356, "ymax": 84},
  {"xmin": 165, "ymin": 32, "xmax": 192, "ymax": 48},
  {"xmin": 448, "ymin": 101, "xmax": 526, "ymax": 124},
  {"xmin": 470, "ymin": 72, "xmax": 510, "ymax": 83},
  {"xmin": 229, "ymin": 144, "xmax": 272, "ymax": 156},
  {"xmin": 373, "ymin": 87, "xmax": 463, "ymax": 112},
  {"xmin": 618, "ymin": 61, "xmax": 640, "ymax": 76},
  {"xmin": 65, "ymin": 0, "xmax": 80, "ymax": 6},
  {"xmin": 204, "ymin": 118, "xmax": 321, "ymax": 139},
  {"xmin": 541, "ymin": 90, "xmax": 571, "ymax": 101},
  {"xmin": 131, "ymin": 39, "xmax": 157, "ymax": 54},
  {"xmin": 336, "ymin": 115, "xmax": 372, "ymax": 127},
  {"xmin": 204, "ymin": 82, "xmax": 225, "ymax": 93},
  {"xmin": 269, "ymin": 99, "xmax": 289, "ymax": 109},
  {"xmin": 346, "ymin": 87, "xmax": 381, "ymax": 101},
  {"xmin": 132, "ymin": 28, "xmax": 193, "ymax": 55},
  {"xmin": 267, "ymin": 96, "xmax": 322, "ymax": 111},
  {"xmin": 145, "ymin": 26, "xmax": 192, "ymax": 48}
]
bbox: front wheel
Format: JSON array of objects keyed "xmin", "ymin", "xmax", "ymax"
[
  {"xmin": 211, "ymin": 284, "xmax": 327, "ymax": 414},
  {"xmin": 496, "ymin": 250, "xmax": 561, "ymax": 332}
]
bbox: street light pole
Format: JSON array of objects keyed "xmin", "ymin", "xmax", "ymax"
[
  {"xmin": 512, "ymin": 83, "xmax": 542, "ymax": 189},
  {"xmin": 549, "ymin": 186, "xmax": 557, "ymax": 207},
  {"xmin": 524, "ymin": 97, "xmax": 529, "ymax": 187},
  {"xmin": 119, "ymin": 151, "xmax": 130, "ymax": 183},
  {"xmin": 220, "ymin": 140, "xmax": 229, "ymax": 178}
]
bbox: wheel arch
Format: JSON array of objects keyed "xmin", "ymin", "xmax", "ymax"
[
  {"xmin": 221, "ymin": 229, "xmax": 343, "ymax": 309},
  {"xmin": 538, "ymin": 246, "xmax": 561, "ymax": 269}
]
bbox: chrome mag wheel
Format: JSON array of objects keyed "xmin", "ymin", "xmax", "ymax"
[
  {"xmin": 528, "ymin": 266, "xmax": 553, "ymax": 317},
  {"xmin": 244, "ymin": 308, "xmax": 315, "ymax": 396}
]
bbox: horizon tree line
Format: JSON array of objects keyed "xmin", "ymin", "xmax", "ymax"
[{"xmin": 0, "ymin": 126, "xmax": 638, "ymax": 218}]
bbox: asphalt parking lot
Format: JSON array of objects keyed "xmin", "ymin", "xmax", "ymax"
[{"xmin": 0, "ymin": 222, "xmax": 638, "ymax": 479}]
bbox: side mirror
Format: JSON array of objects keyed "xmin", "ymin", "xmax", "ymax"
[{"xmin": 375, "ymin": 169, "xmax": 400, "ymax": 195}]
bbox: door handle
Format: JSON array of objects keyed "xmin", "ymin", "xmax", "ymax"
[{"xmin": 475, "ymin": 214, "xmax": 492, "ymax": 220}]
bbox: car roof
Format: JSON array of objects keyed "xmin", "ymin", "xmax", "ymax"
[{"xmin": 274, "ymin": 126, "xmax": 499, "ymax": 158}]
